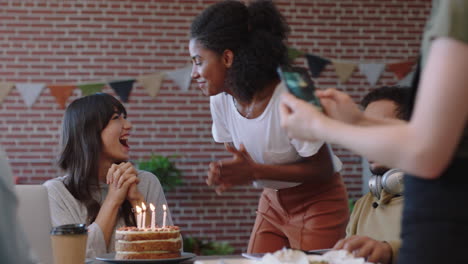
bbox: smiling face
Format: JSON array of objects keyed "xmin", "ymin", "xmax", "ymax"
[
  {"xmin": 100, "ymin": 111, "xmax": 132, "ymax": 164},
  {"xmin": 189, "ymin": 39, "xmax": 232, "ymax": 96},
  {"xmin": 364, "ymin": 99, "xmax": 399, "ymax": 175}
]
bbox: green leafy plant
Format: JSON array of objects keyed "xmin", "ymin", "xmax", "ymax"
[
  {"xmin": 183, "ymin": 237, "xmax": 235, "ymax": 256},
  {"xmin": 137, "ymin": 155, "xmax": 183, "ymax": 192},
  {"xmin": 348, "ymin": 198, "xmax": 356, "ymax": 214}
]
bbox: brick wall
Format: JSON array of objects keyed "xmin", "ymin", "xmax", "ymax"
[{"xmin": 0, "ymin": 0, "xmax": 431, "ymax": 253}]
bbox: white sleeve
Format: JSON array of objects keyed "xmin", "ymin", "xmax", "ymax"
[
  {"xmin": 43, "ymin": 180, "xmax": 107, "ymax": 258},
  {"xmin": 290, "ymin": 140, "xmax": 343, "ymax": 172},
  {"xmin": 290, "ymin": 138, "xmax": 324, "ymax": 157},
  {"xmin": 210, "ymin": 95, "xmax": 232, "ymax": 143},
  {"xmin": 85, "ymin": 223, "xmax": 106, "ymax": 258}
]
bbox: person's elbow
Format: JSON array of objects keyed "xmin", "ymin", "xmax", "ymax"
[{"xmin": 404, "ymin": 145, "xmax": 453, "ymax": 180}]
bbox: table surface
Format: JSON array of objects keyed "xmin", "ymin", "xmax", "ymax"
[{"xmin": 90, "ymin": 255, "xmax": 246, "ymax": 264}]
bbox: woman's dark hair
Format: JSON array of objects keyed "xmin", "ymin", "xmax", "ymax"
[
  {"xmin": 190, "ymin": 0, "xmax": 290, "ymax": 102},
  {"xmin": 361, "ymin": 86, "xmax": 412, "ymax": 121},
  {"xmin": 59, "ymin": 93, "xmax": 135, "ymax": 226}
]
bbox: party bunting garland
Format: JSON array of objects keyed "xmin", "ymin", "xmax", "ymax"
[
  {"xmin": 48, "ymin": 85, "xmax": 75, "ymax": 109},
  {"xmin": 304, "ymin": 52, "xmax": 416, "ymax": 86},
  {"xmin": 306, "ymin": 54, "xmax": 331, "ymax": 78},
  {"xmin": 0, "ymin": 65, "xmax": 193, "ymax": 108},
  {"xmin": 1, "ymin": 50, "xmax": 416, "ymax": 109},
  {"xmin": 108, "ymin": 79, "xmax": 135, "ymax": 103},
  {"xmin": 16, "ymin": 83, "xmax": 45, "ymax": 108},
  {"xmin": 331, "ymin": 60, "xmax": 357, "ymax": 84},
  {"xmin": 0, "ymin": 82, "xmax": 14, "ymax": 104}
]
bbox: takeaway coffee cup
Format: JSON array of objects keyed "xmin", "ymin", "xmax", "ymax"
[{"xmin": 50, "ymin": 224, "xmax": 87, "ymax": 264}]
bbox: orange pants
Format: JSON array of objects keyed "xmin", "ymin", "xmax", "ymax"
[{"xmin": 247, "ymin": 174, "xmax": 349, "ymax": 253}]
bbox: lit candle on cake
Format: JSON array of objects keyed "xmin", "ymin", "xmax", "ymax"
[
  {"xmin": 150, "ymin": 203, "xmax": 156, "ymax": 230},
  {"xmin": 162, "ymin": 204, "xmax": 167, "ymax": 227},
  {"xmin": 141, "ymin": 202, "xmax": 147, "ymax": 229},
  {"xmin": 136, "ymin": 205, "xmax": 142, "ymax": 229}
]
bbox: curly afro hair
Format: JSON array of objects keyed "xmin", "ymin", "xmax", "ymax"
[{"xmin": 190, "ymin": 0, "xmax": 290, "ymax": 102}]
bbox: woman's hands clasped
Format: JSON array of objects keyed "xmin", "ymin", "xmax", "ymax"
[{"xmin": 105, "ymin": 162, "xmax": 143, "ymax": 205}]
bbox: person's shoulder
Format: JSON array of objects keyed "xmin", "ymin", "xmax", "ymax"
[
  {"xmin": 354, "ymin": 192, "xmax": 375, "ymax": 207},
  {"xmin": 137, "ymin": 170, "xmax": 162, "ymax": 184},
  {"xmin": 43, "ymin": 176, "xmax": 67, "ymax": 188},
  {"xmin": 210, "ymin": 92, "xmax": 230, "ymax": 105},
  {"xmin": 43, "ymin": 176, "xmax": 68, "ymax": 196}
]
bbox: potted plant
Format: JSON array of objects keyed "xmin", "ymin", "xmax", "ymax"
[
  {"xmin": 183, "ymin": 237, "xmax": 235, "ymax": 256},
  {"xmin": 137, "ymin": 154, "xmax": 183, "ymax": 192}
]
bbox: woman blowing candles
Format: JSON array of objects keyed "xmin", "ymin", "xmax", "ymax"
[
  {"xmin": 44, "ymin": 93, "xmax": 173, "ymax": 258},
  {"xmin": 280, "ymin": 1, "xmax": 468, "ymax": 263},
  {"xmin": 189, "ymin": 0, "xmax": 349, "ymax": 253}
]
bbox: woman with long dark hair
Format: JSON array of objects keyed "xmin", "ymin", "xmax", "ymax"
[
  {"xmin": 44, "ymin": 93, "xmax": 172, "ymax": 258},
  {"xmin": 189, "ymin": 0, "xmax": 349, "ymax": 253}
]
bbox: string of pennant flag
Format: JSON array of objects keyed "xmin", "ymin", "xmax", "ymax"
[
  {"xmin": 288, "ymin": 47, "xmax": 416, "ymax": 87},
  {"xmin": 0, "ymin": 64, "xmax": 192, "ymax": 108},
  {"xmin": 0, "ymin": 48, "xmax": 416, "ymax": 109}
]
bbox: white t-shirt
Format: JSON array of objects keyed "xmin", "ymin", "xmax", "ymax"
[{"xmin": 210, "ymin": 83, "xmax": 342, "ymax": 189}]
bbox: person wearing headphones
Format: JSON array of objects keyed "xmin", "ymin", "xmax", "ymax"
[{"xmin": 333, "ymin": 86, "xmax": 411, "ymax": 264}]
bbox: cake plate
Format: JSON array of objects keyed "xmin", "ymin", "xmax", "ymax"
[{"xmin": 96, "ymin": 252, "xmax": 196, "ymax": 264}]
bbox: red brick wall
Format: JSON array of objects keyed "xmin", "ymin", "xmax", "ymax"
[{"xmin": 0, "ymin": 0, "xmax": 431, "ymax": 253}]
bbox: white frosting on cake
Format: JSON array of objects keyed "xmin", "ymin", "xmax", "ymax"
[{"xmin": 260, "ymin": 249, "xmax": 374, "ymax": 264}]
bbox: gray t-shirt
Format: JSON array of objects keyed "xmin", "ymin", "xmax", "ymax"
[{"xmin": 43, "ymin": 170, "xmax": 173, "ymax": 258}]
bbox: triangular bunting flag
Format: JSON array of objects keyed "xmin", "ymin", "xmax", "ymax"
[
  {"xmin": 137, "ymin": 72, "xmax": 166, "ymax": 98},
  {"xmin": 358, "ymin": 63, "xmax": 385, "ymax": 86},
  {"xmin": 397, "ymin": 71, "xmax": 415, "ymax": 87},
  {"xmin": 108, "ymin": 79, "xmax": 135, "ymax": 103},
  {"xmin": 166, "ymin": 65, "xmax": 192, "ymax": 91},
  {"xmin": 305, "ymin": 54, "xmax": 331, "ymax": 78},
  {"xmin": 0, "ymin": 82, "xmax": 14, "ymax": 105},
  {"xmin": 48, "ymin": 84, "xmax": 75, "ymax": 109},
  {"xmin": 331, "ymin": 60, "xmax": 357, "ymax": 83},
  {"xmin": 15, "ymin": 83, "xmax": 45, "ymax": 107},
  {"xmin": 387, "ymin": 61, "xmax": 414, "ymax": 80},
  {"xmin": 288, "ymin": 47, "xmax": 304, "ymax": 62},
  {"xmin": 77, "ymin": 82, "xmax": 105, "ymax": 96}
]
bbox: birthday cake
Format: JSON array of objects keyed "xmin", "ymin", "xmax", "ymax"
[{"xmin": 115, "ymin": 226, "xmax": 182, "ymax": 260}]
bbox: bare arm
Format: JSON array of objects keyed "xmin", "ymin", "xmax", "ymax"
[
  {"xmin": 206, "ymin": 143, "xmax": 334, "ymax": 193},
  {"xmin": 95, "ymin": 164, "xmax": 139, "ymax": 247},
  {"xmin": 281, "ymin": 37, "xmax": 468, "ymax": 179},
  {"xmin": 252, "ymin": 144, "xmax": 334, "ymax": 183}
]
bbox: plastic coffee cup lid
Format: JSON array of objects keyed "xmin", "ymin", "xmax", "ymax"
[{"xmin": 50, "ymin": 224, "xmax": 87, "ymax": 235}]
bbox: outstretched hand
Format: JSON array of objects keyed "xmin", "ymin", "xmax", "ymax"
[
  {"xmin": 333, "ymin": 235, "xmax": 393, "ymax": 264},
  {"xmin": 316, "ymin": 88, "xmax": 364, "ymax": 124},
  {"xmin": 279, "ymin": 92, "xmax": 325, "ymax": 142},
  {"xmin": 206, "ymin": 143, "xmax": 257, "ymax": 194}
]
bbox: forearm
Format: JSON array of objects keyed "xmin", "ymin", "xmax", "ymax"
[
  {"xmin": 253, "ymin": 148, "xmax": 334, "ymax": 183},
  {"xmin": 357, "ymin": 114, "xmax": 406, "ymax": 126},
  {"xmin": 318, "ymin": 118, "xmax": 446, "ymax": 179}
]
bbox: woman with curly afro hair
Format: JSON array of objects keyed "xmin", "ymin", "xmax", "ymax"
[{"xmin": 189, "ymin": 0, "xmax": 349, "ymax": 253}]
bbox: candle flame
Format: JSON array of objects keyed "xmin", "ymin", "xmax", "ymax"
[
  {"xmin": 136, "ymin": 205, "xmax": 142, "ymax": 213},
  {"xmin": 163, "ymin": 204, "xmax": 167, "ymax": 211},
  {"xmin": 141, "ymin": 202, "xmax": 146, "ymax": 211},
  {"xmin": 150, "ymin": 203, "xmax": 155, "ymax": 211}
]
